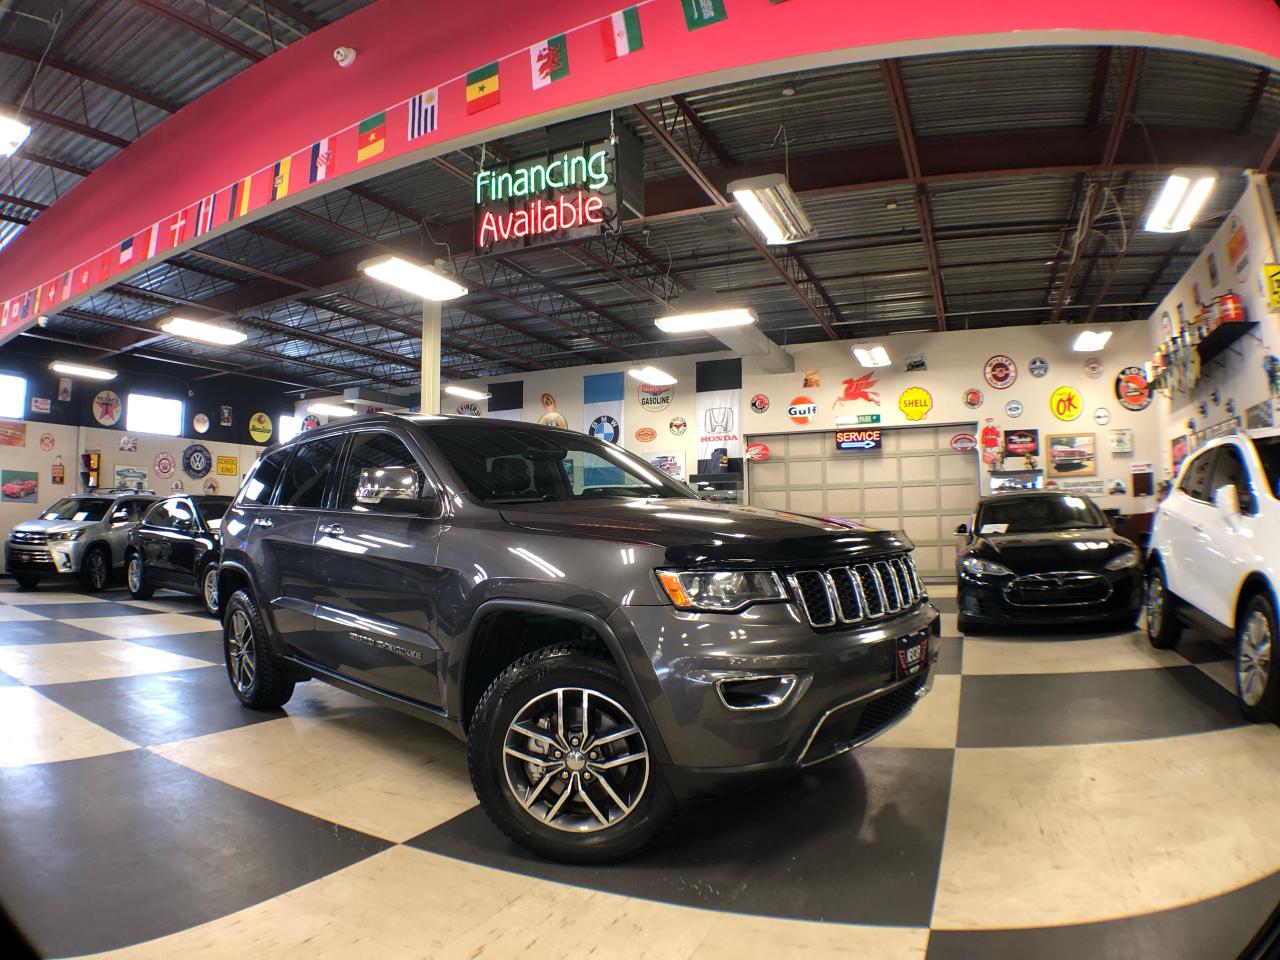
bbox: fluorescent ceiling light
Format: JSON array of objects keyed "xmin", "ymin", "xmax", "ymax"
[
  {"xmin": 160, "ymin": 316, "xmax": 246, "ymax": 345},
  {"xmin": 728, "ymin": 173, "xmax": 814, "ymax": 245},
  {"xmin": 49, "ymin": 361, "xmax": 116, "ymax": 380},
  {"xmin": 655, "ymin": 307, "xmax": 758, "ymax": 334},
  {"xmin": 444, "ymin": 384, "xmax": 491, "ymax": 400},
  {"xmin": 626, "ymin": 366, "xmax": 677, "ymax": 386},
  {"xmin": 853, "ymin": 345, "xmax": 890, "ymax": 367},
  {"xmin": 307, "ymin": 402, "xmax": 356, "ymax": 418},
  {"xmin": 1072, "ymin": 330, "xmax": 1113, "ymax": 352},
  {"xmin": 360, "ymin": 255, "xmax": 468, "ymax": 301},
  {"xmin": 0, "ymin": 112, "xmax": 31, "ymax": 157},
  {"xmin": 1144, "ymin": 168, "xmax": 1217, "ymax": 233}
]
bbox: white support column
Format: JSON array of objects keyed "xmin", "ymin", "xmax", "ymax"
[{"xmin": 421, "ymin": 299, "xmax": 441, "ymax": 414}]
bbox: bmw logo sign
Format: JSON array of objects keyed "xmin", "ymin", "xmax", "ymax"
[{"xmin": 589, "ymin": 415, "xmax": 620, "ymax": 444}]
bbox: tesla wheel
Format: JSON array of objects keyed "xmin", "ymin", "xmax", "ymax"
[
  {"xmin": 222, "ymin": 589, "xmax": 295, "ymax": 710},
  {"xmin": 126, "ymin": 553, "xmax": 155, "ymax": 600},
  {"xmin": 468, "ymin": 646, "xmax": 675, "ymax": 863},
  {"xmin": 200, "ymin": 563, "xmax": 220, "ymax": 616},
  {"xmin": 1237, "ymin": 592, "xmax": 1280, "ymax": 723},
  {"xmin": 13, "ymin": 574, "xmax": 39, "ymax": 590},
  {"xmin": 1145, "ymin": 564, "xmax": 1181, "ymax": 649},
  {"xmin": 80, "ymin": 545, "xmax": 110, "ymax": 593}
]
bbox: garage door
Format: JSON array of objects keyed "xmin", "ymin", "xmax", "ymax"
[{"xmin": 744, "ymin": 425, "xmax": 979, "ymax": 579}]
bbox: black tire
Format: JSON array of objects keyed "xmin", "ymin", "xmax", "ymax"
[
  {"xmin": 79, "ymin": 544, "xmax": 110, "ymax": 593},
  {"xmin": 468, "ymin": 645, "xmax": 675, "ymax": 863},
  {"xmin": 1144, "ymin": 564, "xmax": 1182, "ymax": 649},
  {"xmin": 1236, "ymin": 592, "xmax": 1280, "ymax": 723},
  {"xmin": 13, "ymin": 574, "xmax": 39, "ymax": 590},
  {"xmin": 126, "ymin": 552, "xmax": 155, "ymax": 600},
  {"xmin": 199, "ymin": 562, "xmax": 220, "ymax": 617},
  {"xmin": 222, "ymin": 589, "xmax": 295, "ymax": 710}
]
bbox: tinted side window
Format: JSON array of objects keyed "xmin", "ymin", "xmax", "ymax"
[
  {"xmin": 239, "ymin": 448, "xmax": 290, "ymax": 506},
  {"xmin": 1179, "ymin": 450, "xmax": 1216, "ymax": 502},
  {"xmin": 1210, "ymin": 445, "xmax": 1256, "ymax": 514},
  {"xmin": 276, "ymin": 437, "xmax": 340, "ymax": 509},
  {"xmin": 144, "ymin": 498, "xmax": 190, "ymax": 530},
  {"xmin": 336, "ymin": 432, "xmax": 423, "ymax": 512}
]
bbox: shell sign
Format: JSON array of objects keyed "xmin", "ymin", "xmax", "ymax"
[
  {"xmin": 1050, "ymin": 386, "xmax": 1083, "ymax": 422},
  {"xmin": 898, "ymin": 387, "xmax": 933, "ymax": 421}
]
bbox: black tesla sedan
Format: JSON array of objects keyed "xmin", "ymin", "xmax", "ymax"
[
  {"xmin": 126, "ymin": 495, "xmax": 233, "ymax": 615},
  {"xmin": 955, "ymin": 490, "xmax": 1143, "ymax": 632}
]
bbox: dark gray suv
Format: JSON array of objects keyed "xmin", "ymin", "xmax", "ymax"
[{"xmin": 218, "ymin": 414, "xmax": 939, "ymax": 862}]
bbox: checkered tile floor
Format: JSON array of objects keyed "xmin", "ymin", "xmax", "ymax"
[{"xmin": 1, "ymin": 580, "xmax": 1278, "ymax": 959}]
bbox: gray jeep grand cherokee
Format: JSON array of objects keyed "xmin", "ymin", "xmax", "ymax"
[{"xmin": 218, "ymin": 414, "xmax": 939, "ymax": 862}]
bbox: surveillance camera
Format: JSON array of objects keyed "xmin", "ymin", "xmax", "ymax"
[
  {"xmin": 36, "ymin": 315, "xmax": 48, "ymax": 327},
  {"xmin": 333, "ymin": 46, "xmax": 356, "ymax": 68},
  {"xmin": 187, "ymin": 389, "xmax": 196, "ymax": 398}
]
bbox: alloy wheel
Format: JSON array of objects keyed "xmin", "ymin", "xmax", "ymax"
[
  {"xmin": 127, "ymin": 557, "xmax": 142, "ymax": 594},
  {"xmin": 88, "ymin": 551, "xmax": 107, "ymax": 590},
  {"xmin": 227, "ymin": 610, "xmax": 258, "ymax": 693},
  {"xmin": 203, "ymin": 568, "xmax": 219, "ymax": 613},
  {"xmin": 502, "ymin": 687, "xmax": 649, "ymax": 833},
  {"xmin": 1239, "ymin": 610, "xmax": 1272, "ymax": 707},
  {"xmin": 1145, "ymin": 574, "xmax": 1163, "ymax": 636}
]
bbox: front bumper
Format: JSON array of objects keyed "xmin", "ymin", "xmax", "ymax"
[
  {"xmin": 957, "ymin": 567, "xmax": 1142, "ymax": 624},
  {"xmin": 612, "ymin": 599, "xmax": 940, "ymax": 798},
  {"xmin": 4, "ymin": 543, "xmax": 79, "ymax": 576}
]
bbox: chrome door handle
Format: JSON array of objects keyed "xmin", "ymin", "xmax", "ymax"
[
  {"xmin": 253, "ymin": 517, "xmax": 273, "ymax": 528},
  {"xmin": 318, "ymin": 523, "xmax": 345, "ymax": 537}
]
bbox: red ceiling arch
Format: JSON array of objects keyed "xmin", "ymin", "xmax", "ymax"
[{"xmin": 1, "ymin": 0, "xmax": 1278, "ymax": 342}]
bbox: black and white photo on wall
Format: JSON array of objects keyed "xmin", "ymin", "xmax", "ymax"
[{"xmin": 220, "ymin": 405, "xmax": 233, "ymax": 427}]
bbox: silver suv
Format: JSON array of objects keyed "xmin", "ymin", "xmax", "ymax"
[{"xmin": 5, "ymin": 490, "xmax": 158, "ymax": 591}]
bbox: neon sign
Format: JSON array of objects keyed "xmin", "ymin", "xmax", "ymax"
[{"xmin": 473, "ymin": 143, "xmax": 618, "ymax": 254}]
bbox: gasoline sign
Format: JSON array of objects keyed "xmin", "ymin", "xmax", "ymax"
[{"xmin": 835, "ymin": 429, "xmax": 882, "ymax": 452}]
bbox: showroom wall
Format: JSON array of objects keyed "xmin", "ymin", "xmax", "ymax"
[
  {"xmin": 417, "ymin": 320, "xmax": 1162, "ymax": 517},
  {"xmin": 1148, "ymin": 173, "xmax": 1280, "ymax": 475}
]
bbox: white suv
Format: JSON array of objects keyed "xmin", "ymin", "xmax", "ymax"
[{"xmin": 1146, "ymin": 430, "xmax": 1280, "ymax": 721}]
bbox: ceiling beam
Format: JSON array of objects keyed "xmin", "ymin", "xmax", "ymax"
[
  {"xmin": 12, "ymin": 149, "xmax": 90, "ymax": 177},
  {"xmin": 670, "ymin": 94, "xmax": 734, "ymax": 167},
  {"xmin": 0, "ymin": 41, "xmax": 181, "ymax": 112},
  {"xmin": 0, "ymin": 101, "xmax": 130, "ymax": 149},
  {"xmin": 260, "ymin": 0, "xmax": 327, "ymax": 32},
  {"xmin": 123, "ymin": 0, "xmax": 266, "ymax": 61},
  {"xmin": 0, "ymin": 192, "xmax": 47, "ymax": 212},
  {"xmin": 631, "ymin": 102, "xmax": 840, "ymax": 340},
  {"xmin": 881, "ymin": 59, "xmax": 946, "ymax": 331}
]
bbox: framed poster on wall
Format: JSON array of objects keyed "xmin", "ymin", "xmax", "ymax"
[{"xmin": 1046, "ymin": 433, "xmax": 1097, "ymax": 478}]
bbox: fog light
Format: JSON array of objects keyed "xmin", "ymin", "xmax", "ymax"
[{"xmin": 716, "ymin": 675, "xmax": 799, "ymax": 711}]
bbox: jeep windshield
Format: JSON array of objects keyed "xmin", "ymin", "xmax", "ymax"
[
  {"xmin": 976, "ymin": 494, "xmax": 1106, "ymax": 534},
  {"xmin": 428, "ymin": 423, "xmax": 691, "ymax": 503},
  {"xmin": 39, "ymin": 497, "xmax": 113, "ymax": 522}
]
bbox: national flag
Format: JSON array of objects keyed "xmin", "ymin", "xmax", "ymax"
[
  {"xmin": 146, "ymin": 222, "xmax": 161, "ymax": 258},
  {"xmin": 466, "ymin": 62, "xmax": 500, "ymax": 114},
  {"xmin": 228, "ymin": 175, "xmax": 253, "ymax": 220},
  {"xmin": 308, "ymin": 136, "xmax": 335, "ymax": 183},
  {"xmin": 164, "ymin": 209, "xmax": 191, "ymax": 248},
  {"xmin": 601, "ymin": 7, "xmax": 643, "ymax": 59},
  {"xmin": 356, "ymin": 112, "xmax": 386, "ymax": 163},
  {"xmin": 60, "ymin": 271, "xmax": 71, "ymax": 300},
  {"xmin": 681, "ymin": 0, "xmax": 726, "ymax": 30},
  {"xmin": 408, "ymin": 89, "xmax": 438, "ymax": 141},
  {"xmin": 74, "ymin": 266, "xmax": 91, "ymax": 295},
  {"xmin": 530, "ymin": 34, "xmax": 569, "ymax": 89},
  {"xmin": 1, "ymin": 300, "xmax": 8, "ymax": 328},
  {"xmin": 195, "ymin": 194, "xmax": 218, "ymax": 236},
  {"xmin": 271, "ymin": 156, "xmax": 292, "ymax": 201},
  {"xmin": 32, "ymin": 285, "xmax": 41, "ymax": 315},
  {"xmin": 96, "ymin": 250, "xmax": 115, "ymax": 284},
  {"xmin": 20, "ymin": 291, "xmax": 32, "ymax": 319},
  {"xmin": 119, "ymin": 236, "xmax": 134, "ymax": 265}
]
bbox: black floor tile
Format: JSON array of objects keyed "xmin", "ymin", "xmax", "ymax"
[
  {"xmin": 36, "ymin": 666, "xmax": 281, "ymax": 745},
  {"xmin": 126, "ymin": 629, "xmax": 224, "ymax": 663},
  {"xmin": 926, "ymin": 869, "xmax": 1280, "ymax": 960},
  {"xmin": 0, "ymin": 750, "xmax": 388, "ymax": 957},
  {"xmin": 410, "ymin": 747, "xmax": 954, "ymax": 926},
  {"xmin": 936, "ymin": 635, "xmax": 963, "ymax": 675},
  {"xmin": 957, "ymin": 666, "xmax": 1246, "ymax": 748},
  {"xmin": 8, "ymin": 601, "xmax": 160, "ymax": 620},
  {"xmin": 0, "ymin": 620, "xmax": 110, "ymax": 645}
]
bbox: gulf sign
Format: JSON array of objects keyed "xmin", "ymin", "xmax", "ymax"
[
  {"xmin": 835, "ymin": 428, "xmax": 882, "ymax": 452},
  {"xmin": 788, "ymin": 396, "xmax": 819, "ymax": 425}
]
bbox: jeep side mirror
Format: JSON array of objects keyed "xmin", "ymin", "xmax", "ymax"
[
  {"xmin": 1214, "ymin": 483, "xmax": 1241, "ymax": 521},
  {"xmin": 955, "ymin": 522, "xmax": 969, "ymax": 536},
  {"xmin": 355, "ymin": 466, "xmax": 439, "ymax": 515}
]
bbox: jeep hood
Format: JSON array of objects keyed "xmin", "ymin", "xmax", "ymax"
[{"xmin": 498, "ymin": 498, "xmax": 911, "ymax": 565}]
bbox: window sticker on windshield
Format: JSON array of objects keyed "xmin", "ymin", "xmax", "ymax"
[{"xmin": 980, "ymin": 523, "xmax": 1009, "ymax": 534}]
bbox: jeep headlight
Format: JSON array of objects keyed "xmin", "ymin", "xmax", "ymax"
[
  {"xmin": 656, "ymin": 569, "xmax": 787, "ymax": 612},
  {"xmin": 1104, "ymin": 548, "xmax": 1140, "ymax": 571},
  {"xmin": 960, "ymin": 556, "xmax": 1013, "ymax": 578},
  {"xmin": 47, "ymin": 529, "xmax": 85, "ymax": 543}
]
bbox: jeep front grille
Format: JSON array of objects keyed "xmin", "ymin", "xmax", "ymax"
[{"xmin": 788, "ymin": 556, "xmax": 924, "ymax": 628}]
